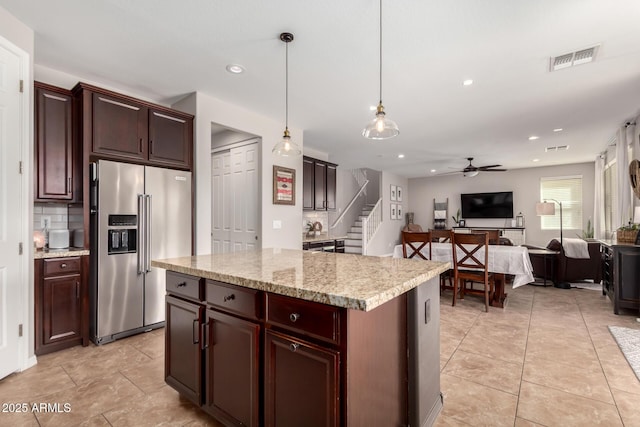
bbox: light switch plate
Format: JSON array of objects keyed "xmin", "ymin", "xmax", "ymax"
[
  {"xmin": 41, "ymin": 216, "xmax": 51, "ymax": 229},
  {"xmin": 273, "ymin": 220, "xmax": 282, "ymax": 229}
]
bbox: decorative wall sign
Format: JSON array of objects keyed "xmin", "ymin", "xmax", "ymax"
[{"xmin": 273, "ymin": 165, "xmax": 296, "ymax": 205}]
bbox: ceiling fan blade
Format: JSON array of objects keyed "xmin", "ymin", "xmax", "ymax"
[
  {"xmin": 434, "ymin": 170, "xmax": 463, "ymax": 176},
  {"xmin": 477, "ymin": 164, "xmax": 501, "ymax": 170},
  {"xmin": 480, "ymin": 168, "xmax": 507, "ymax": 172}
]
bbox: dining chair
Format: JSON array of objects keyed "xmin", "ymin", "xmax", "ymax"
[
  {"xmin": 471, "ymin": 229, "xmax": 500, "ymax": 245},
  {"xmin": 401, "ymin": 231, "xmax": 432, "ymax": 260},
  {"xmin": 429, "ymin": 228, "xmax": 452, "ymax": 243},
  {"xmin": 451, "ymin": 232, "xmax": 495, "ymax": 312}
]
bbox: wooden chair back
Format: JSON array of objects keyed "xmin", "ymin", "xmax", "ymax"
[
  {"xmin": 471, "ymin": 229, "xmax": 500, "ymax": 245},
  {"xmin": 429, "ymin": 229, "xmax": 452, "ymax": 243},
  {"xmin": 401, "ymin": 231, "xmax": 432, "ymax": 260},
  {"xmin": 451, "ymin": 232, "xmax": 493, "ymax": 311}
]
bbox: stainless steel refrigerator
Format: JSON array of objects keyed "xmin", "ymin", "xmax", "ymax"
[{"xmin": 89, "ymin": 160, "xmax": 191, "ymax": 344}]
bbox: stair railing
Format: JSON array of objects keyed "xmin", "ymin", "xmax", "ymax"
[
  {"xmin": 330, "ymin": 179, "xmax": 369, "ymax": 229},
  {"xmin": 361, "ymin": 198, "xmax": 382, "ymax": 255}
]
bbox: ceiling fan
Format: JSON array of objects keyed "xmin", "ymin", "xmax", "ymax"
[{"xmin": 454, "ymin": 157, "xmax": 507, "ymax": 177}]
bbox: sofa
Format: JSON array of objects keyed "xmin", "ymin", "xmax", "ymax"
[{"xmin": 526, "ymin": 239, "xmax": 602, "ymax": 285}]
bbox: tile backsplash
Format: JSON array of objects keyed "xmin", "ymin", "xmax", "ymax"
[{"xmin": 34, "ymin": 203, "xmax": 84, "ymax": 231}]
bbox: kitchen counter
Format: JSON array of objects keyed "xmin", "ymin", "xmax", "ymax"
[
  {"xmin": 302, "ymin": 233, "xmax": 348, "ymax": 243},
  {"xmin": 152, "ymin": 248, "xmax": 449, "ymax": 311},
  {"xmin": 34, "ymin": 248, "xmax": 89, "ymax": 259}
]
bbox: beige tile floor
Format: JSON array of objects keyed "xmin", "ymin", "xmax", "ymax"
[{"xmin": 0, "ymin": 284, "xmax": 638, "ymax": 426}]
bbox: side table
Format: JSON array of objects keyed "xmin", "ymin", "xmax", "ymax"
[{"xmin": 527, "ymin": 249, "xmax": 559, "ymax": 286}]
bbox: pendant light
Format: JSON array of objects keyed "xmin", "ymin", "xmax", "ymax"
[
  {"xmin": 272, "ymin": 32, "xmax": 301, "ymax": 156},
  {"xmin": 362, "ymin": 0, "xmax": 399, "ymax": 140}
]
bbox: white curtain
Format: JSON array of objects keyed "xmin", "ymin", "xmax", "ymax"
[
  {"xmin": 615, "ymin": 127, "xmax": 631, "ymax": 228},
  {"xmin": 594, "ymin": 154, "xmax": 605, "ymax": 239}
]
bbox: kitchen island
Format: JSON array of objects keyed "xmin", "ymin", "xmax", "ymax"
[{"xmin": 152, "ymin": 249, "xmax": 449, "ymax": 427}]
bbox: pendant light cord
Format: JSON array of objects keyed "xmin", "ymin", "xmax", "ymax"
[
  {"xmin": 379, "ymin": 0, "xmax": 383, "ymax": 104},
  {"xmin": 285, "ymin": 39, "xmax": 289, "ymax": 129}
]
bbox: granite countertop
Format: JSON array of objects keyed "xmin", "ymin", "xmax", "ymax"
[
  {"xmin": 302, "ymin": 233, "xmax": 348, "ymax": 243},
  {"xmin": 34, "ymin": 248, "xmax": 90, "ymax": 259},
  {"xmin": 152, "ymin": 249, "xmax": 449, "ymax": 312}
]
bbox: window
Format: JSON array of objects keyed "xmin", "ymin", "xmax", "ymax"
[
  {"xmin": 604, "ymin": 159, "xmax": 617, "ymax": 237},
  {"xmin": 540, "ymin": 176, "xmax": 583, "ymax": 230}
]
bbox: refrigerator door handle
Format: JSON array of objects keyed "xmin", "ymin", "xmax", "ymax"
[
  {"xmin": 145, "ymin": 194, "xmax": 152, "ymax": 272},
  {"xmin": 137, "ymin": 194, "xmax": 145, "ymax": 274}
]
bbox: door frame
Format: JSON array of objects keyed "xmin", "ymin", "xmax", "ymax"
[{"xmin": 0, "ymin": 34, "xmax": 35, "ymax": 372}]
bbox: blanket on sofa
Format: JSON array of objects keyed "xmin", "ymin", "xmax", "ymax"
[{"xmin": 562, "ymin": 237, "xmax": 590, "ymax": 259}]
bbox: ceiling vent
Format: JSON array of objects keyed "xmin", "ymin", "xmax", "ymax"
[
  {"xmin": 550, "ymin": 45, "xmax": 599, "ymax": 71},
  {"xmin": 545, "ymin": 145, "xmax": 570, "ymax": 152}
]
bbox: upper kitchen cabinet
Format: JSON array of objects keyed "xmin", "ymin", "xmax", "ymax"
[
  {"xmin": 34, "ymin": 82, "xmax": 79, "ymax": 201},
  {"xmin": 73, "ymin": 83, "xmax": 194, "ymax": 170},
  {"xmin": 303, "ymin": 156, "xmax": 337, "ymax": 211}
]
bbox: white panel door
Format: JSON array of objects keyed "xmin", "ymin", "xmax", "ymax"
[
  {"xmin": 211, "ymin": 142, "xmax": 260, "ymax": 253},
  {"xmin": 0, "ymin": 42, "xmax": 23, "ymax": 379},
  {"xmin": 212, "ymin": 151, "xmax": 231, "ymax": 253}
]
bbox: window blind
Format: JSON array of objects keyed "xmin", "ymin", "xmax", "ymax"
[{"xmin": 540, "ymin": 176, "xmax": 583, "ymax": 230}]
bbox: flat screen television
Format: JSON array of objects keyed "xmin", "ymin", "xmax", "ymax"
[{"xmin": 460, "ymin": 191, "xmax": 514, "ymax": 219}]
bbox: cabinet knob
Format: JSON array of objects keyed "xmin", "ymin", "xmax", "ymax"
[
  {"xmin": 289, "ymin": 313, "xmax": 300, "ymax": 323},
  {"xmin": 60, "ymin": 263, "xmax": 67, "ymax": 268},
  {"xmin": 223, "ymin": 294, "xmax": 235, "ymax": 302},
  {"xmin": 289, "ymin": 343, "xmax": 299, "ymax": 352}
]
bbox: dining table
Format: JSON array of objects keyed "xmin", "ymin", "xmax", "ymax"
[{"xmin": 392, "ymin": 242, "xmax": 535, "ymax": 307}]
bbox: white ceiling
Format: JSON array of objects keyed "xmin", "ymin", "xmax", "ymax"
[{"xmin": 3, "ymin": 0, "xmax": 640, "ymax": 177}]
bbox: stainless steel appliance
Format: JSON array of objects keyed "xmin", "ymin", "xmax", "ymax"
[{"xmin": 89, "ymin": 160, "xmax": 191, "ymax": 344}]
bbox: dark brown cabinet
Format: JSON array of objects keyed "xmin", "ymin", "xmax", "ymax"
[
  {"xmin": 34, "ymin": 82, "xmax": 77, "ymax": 201},
  {"xmin": 601, "ymin": 242, "xmax": 640, "ymax": 314},
  {"xmin": 35, "ymin": 256, "xmax": 88, "ymax": 355},
  {"xmin": 264, "ymin": 330, "xmax": 339, "ymax": 427},
  {"xmin": 74, "ymin": 83, "xmax": 194, "ymax": 170},
  {"xmin": 165, "ymin": 295, "xmax": 203, "ymax": 405},
  {"xmin": 303, "ymin": 156, "xmax": 338, "ymax": 211}
]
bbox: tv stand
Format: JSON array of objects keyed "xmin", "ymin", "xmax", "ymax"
[{"xmin": 453, "ymin": 226, "xmax": 526, "ymax": 246}]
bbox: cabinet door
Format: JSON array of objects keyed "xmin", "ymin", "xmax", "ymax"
[
  {"xmin": 91, "ymin": 92, "xmax": 147, "ymax": 160},
  {"xmin": 35, "ymin": 84, "xmax": 73, "ymax": 201},
  {"xmin": 326, "ymin": 164, "xmax": 337, "ymax": 210},
  {"xmin": 264, "ymin": 330, "xmax": 339, "ymax": 427},
  {"xmin": 42, "ymin": 274, "xmax": 81, "ymax": 345},
  {"xmin": 616, "ymin": 247, "xmax": 640, "ymax": 306},
  {"xmin": 204, "ymin": 309, "xmax": 260, "ymax": 427},
  {"xmin": 165, "ymin": 295, "xmax": 203, "ymax": 405},
  {"xmin": 303, "ymin": 158, "xmax": 315, "ymax": 210},
  {"xmin": 148, "ymin": 109, "xmax": 192, "ymax": 169},
  {"xmin": 314, "ymin": 162, "xmax": 327, "ymax": 210}
]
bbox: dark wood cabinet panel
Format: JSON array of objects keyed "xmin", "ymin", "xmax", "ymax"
[
  {"xmin": 165, "ymin": 295, "xmax": 203, "ymax": 405},
  {"xmin": 601, "ymin": 243, "xmax": 640, "ymax": 314},
  {"xmin": 204, "ymin": 309, "xmax": 260, "ymax": 427},
  {"xmin": 91, "ymin": 92, "xmax": 147, "ymax": 161},
  {"xmin": 35, "ymin": 256, "xmax": 88, "ymax": 355},
  {"xmin": 303, "ymin": 158, "xmax": 314, "ymax": 210},
  {"xmin": 264, "ymin": 330, "xmax": 339, "ymax": 427},
  {"xmin": 303, "ymin": 156, "xmax": 338, "ymax": 211},
  {"xmin": 35, "ymin": 82, "xmax": 74, "ymax": 201},
  {"xmin": 148, "ymin": 109, "xmax": 192, "ymax": 169}
]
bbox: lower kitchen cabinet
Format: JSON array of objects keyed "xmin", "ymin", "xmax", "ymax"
[
  {"xmin": 203, "ymin": 309, "xmax": 260, "ymax": 426},
  {"xmin": 165, "ymin": 295, "xmax": 203, "ymax": 405},
  {"xmin": 264, "ymin": 330, "xmax": 339, "ymax": 427},
  {"xmin": 34, "ymin": 256, "xmax": 89, "ymax": 355}
]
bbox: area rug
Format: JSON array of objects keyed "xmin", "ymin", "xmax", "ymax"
[{"xmin": 608, "ymin": 326, "xmax": 640, "ymax": 381}]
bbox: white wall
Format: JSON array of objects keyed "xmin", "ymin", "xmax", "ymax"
[
  {"xmin": 408, "ymin": 162, "xmax": 595, "ymax": 247},
  {"xmin": 366, "ymin": 171, "xmax": 409, "ymax": 256},
  {"xmin": 173, "ymin": 92, "xmax": 303, "ymax": 254},
  {"xmin": 0, "ymin": 4, "xmax": 35, "ymax": 365}
]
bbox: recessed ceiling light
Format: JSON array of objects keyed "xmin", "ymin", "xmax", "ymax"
[
  {"xmin": 528, "ymin": 136, "xmax": 540, "ymax": 141},
  {"xmin": 226, "ymin": 64, "xmax": 245, "ymax": 74},
  {"xmin": 533, "ymin": 158, "xmax": 540, "ymax": 162},
  {"xmin": 398, "ymin": 154, "xmax": 405, "ymax": 158},
  {"xmin": 430, "ymin": 169, "xmax": 436, "ymax": 173},
  {"xmin": 553, "ymin": 128, "xmax": 563, "ymax": 132},
  {"xmin": 463, "ymin": 79, "xmax": 473, "ymax": 86}
]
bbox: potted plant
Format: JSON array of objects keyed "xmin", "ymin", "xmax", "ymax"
[
  {"xmin": 451, "ymin": 208, "xmax": 461, "ymax": 227},
  {"xmin": 579, "ymin": 219, "xmax": 594, "ymax": 240},
  {"xmin": 616, "ymin": 222, "xmax": 639, "ymax": 243}
]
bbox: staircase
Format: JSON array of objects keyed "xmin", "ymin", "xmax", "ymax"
[{"xmin": 344, "ymin": 204, "xmax": 376, "ymax": 254}]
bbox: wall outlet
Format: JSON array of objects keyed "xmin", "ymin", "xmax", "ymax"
[
  {"xmin": 41, "ymin": 216, "xmax": 51, "ymax": 229},
  {"xmin": 273, "ymin": 220, "xmax": 282, "ymax": 229}
]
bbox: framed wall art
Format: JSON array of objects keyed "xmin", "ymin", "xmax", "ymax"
[
  {"xmin": 396, "ymin": 186, "xmax": 403, "ymax": 202},
  {"xmin": 390, "ymin": 185, "xmax": 397, "ymax": 201},
  {"xmin": 397, "ymin": 204, "xmax": 403, "ymax": 221},
  {"xmin": 390, "ymin": 203, "xmax": 397, "ymax": 220},
  {"xmin": 273, "ymin": 165, "xmax": 296, "ymax": 205}
]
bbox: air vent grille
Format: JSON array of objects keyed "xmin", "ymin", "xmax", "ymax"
[
  {"xmin": 545, "ymin": 145, "xmax": 570, "ymax": 152},
  {"xmin": 550, "ymin": 45, "xmax": 599, "ymax": 71}
]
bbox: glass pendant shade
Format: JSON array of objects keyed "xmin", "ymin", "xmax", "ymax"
[
  {"xmin": 272, "ymin": 128, "xmax": 301, "ymax": 156},
  {"xmin": 362, "ymin": 103, "xmax": 399, "ymax": 139}
]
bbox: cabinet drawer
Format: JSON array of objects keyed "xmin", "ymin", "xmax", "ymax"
[
  {"xmin": 166, "ymin": 271, "xmax": 203, "ymax": 302},
  {"xmin": 266, "ymin": 294, "xmax": 341, "ymax": 345},
  {"xmin": 206, "ymin": 280, "xmax": 261, "ymax": 320},
  {"xmin": 43, "ymin": 257, "xmax": 81, "ymax": 276}
]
